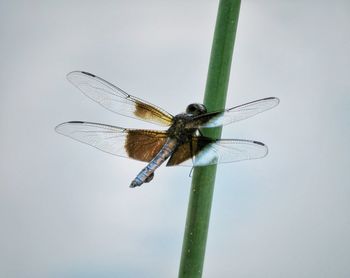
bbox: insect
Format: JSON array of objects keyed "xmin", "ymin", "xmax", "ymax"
[{"xmin": 56, "ymin": 71, "xmax": 279, "ymax": 188}]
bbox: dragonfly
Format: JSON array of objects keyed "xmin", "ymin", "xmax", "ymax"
[{"xmin": 56, "ymin": 71, "xmax": 279, "ymax": 188}]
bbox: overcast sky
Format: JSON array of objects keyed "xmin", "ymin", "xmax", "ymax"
[{"xmin": 1, "ymin": 1, "xmax": 349, "ymax": 277}]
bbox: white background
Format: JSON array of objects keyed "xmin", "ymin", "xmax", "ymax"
[{"xmin": 1, "ymin": 1, "xmax": 349, "ymax": 277}]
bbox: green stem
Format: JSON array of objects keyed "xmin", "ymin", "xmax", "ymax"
[{"xmin": 178, "ymin": 1, "xmax": 241, "ymax": 277}]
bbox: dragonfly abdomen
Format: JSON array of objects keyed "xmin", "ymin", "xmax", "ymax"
[{"xmin": 130, "ymin": 138, "xmax": 177, "ymax": 188}]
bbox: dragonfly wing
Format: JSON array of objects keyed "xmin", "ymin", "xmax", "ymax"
[
  {"xmin": 167, "ymin": 137, "xmax": 268, "ymax": 167},
  {"xmin": 189, "ymin": 97, "xmax": 279, "ymax": 128},
  {"xmin": 55, "ymin": 121, "xmax": 168, "ymax": 162},
  {"xmin": 67, "ymin": 71, "xmax": 173, "ymax": 126}
]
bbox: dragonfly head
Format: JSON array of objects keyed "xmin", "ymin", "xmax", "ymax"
[{"xmin": 186, "ymin": 103, "xmax": 207, "ymax": 116}]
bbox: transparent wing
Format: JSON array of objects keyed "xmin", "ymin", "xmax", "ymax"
[
  {"xmin": 189, "ymin": 97, "xmax": 279, "ymax": 128},
  {"xmin": 67, "ymin": 71, "xmax": 173, "ymax": 126},
  {"xmin": 167, "ymin": 137, "xmax": 268, "ymax": 167},
  {"xmin": 55, "ymin": 121, "xmax": 168, "ymax": 162}
]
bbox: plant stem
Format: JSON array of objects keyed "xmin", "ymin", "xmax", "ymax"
[{"xmin": 178, "ymin": 1, "xmax": 241, "ymax": 277}]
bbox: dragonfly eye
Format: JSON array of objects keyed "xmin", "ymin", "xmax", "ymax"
[{"xmin": 186, "ymin": 103, "xmax": 207, "ymax": 115}]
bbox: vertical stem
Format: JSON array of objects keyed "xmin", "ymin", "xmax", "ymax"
[{"xmin": 178, "ymin": 1, "xmax": 241, "ymax": 277}]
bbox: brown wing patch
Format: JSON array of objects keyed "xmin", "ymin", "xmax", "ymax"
[
  {"xmin": 134, "ymin": 100, "xmax": 173, "ymax": 126},
  {"xmin": 125, "ymin": 130, "xmax": 168, "ymax": 162},
  {"xmin": 166, "ymin": 143, "xmax": 192, "ymax": 166},
  {"xmin": 166, "ymin": 136, "xmax": 213, "ymax": 166}
]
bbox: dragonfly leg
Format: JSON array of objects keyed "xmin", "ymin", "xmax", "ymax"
[{"xmin": 145, "ymin": 172, "xmax": 154, "ymax": 183}]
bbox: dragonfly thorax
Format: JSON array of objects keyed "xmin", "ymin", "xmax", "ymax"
[{"xmin": 168, "ymin": 113, "xmax": 199, "ymax": 144}]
